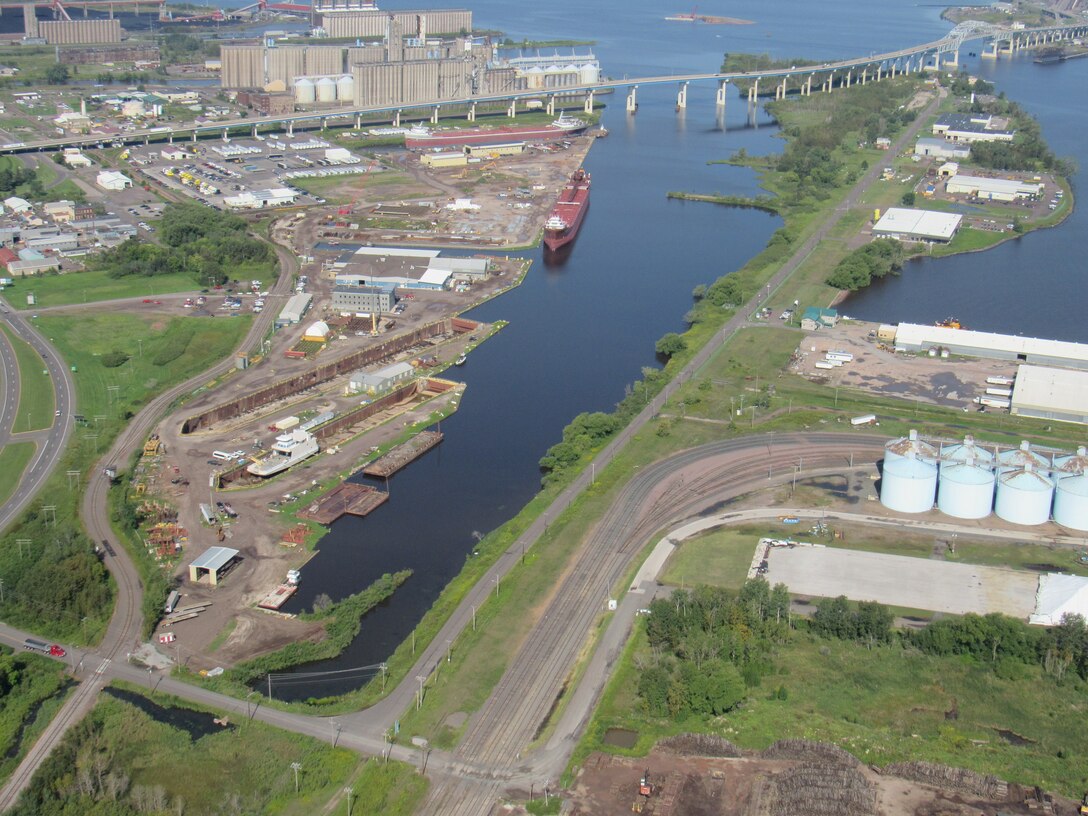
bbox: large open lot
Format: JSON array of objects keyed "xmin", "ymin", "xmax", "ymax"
[{"xmin": 764, "ymin": 544, "xmax": 1039, "ymax": 616}]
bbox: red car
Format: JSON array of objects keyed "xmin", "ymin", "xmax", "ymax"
[
  {"xmin": 49, "ymin": 644, "xmax": 66, "ymax": 657},
  {"xmin": 142, "ymin": 299, "xmax": 152, "ymax": 303}
]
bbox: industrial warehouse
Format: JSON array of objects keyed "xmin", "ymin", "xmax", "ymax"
[
  {"xmin": 872, "ymin": 207, "xmax": 963, "ymax": 242},
  {"xmin": 891, "ymin": 323, "xmax": 1088, "ymax": 369}
]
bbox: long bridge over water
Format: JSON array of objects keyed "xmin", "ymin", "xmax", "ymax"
[{"xmin": 4, "ymin": 19, "xmax": 1087, "ymax": 154}]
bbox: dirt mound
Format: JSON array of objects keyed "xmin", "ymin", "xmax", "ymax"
[
  {"xmin": 881, "ymin": 761, "xmax": 1006, "ymax": 799},
  {"xmin": 658, "ymin": 733, "xmax": 743, "ymax": 758},
  {"xmin": 757, "ymin": 761, "xmax": 876, "ymax": 816},
  {"xmin": 760, "ymin": 738, "xmax": 863, "ymax": 767}
]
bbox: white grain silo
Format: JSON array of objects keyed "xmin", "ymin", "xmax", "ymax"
[
  {"xmin": 1053, "ymin": 447, "xmax": 1088, "ymax": 479},
  {"xmin": 880, "ymin": 452, "xmax": 938, "ymax": 514},
  {"xmin": 336, "ymin": 74, "xmax": 354, "ymax": 102},
  {"xmin": 995, "ymin": 463, "xmax": 1054, "ymax": 526},
  {"xmin": 294, "ymin": 77, "xmax": 315, "ymax": 104},
  {"xmin": 579, "ymin": 62, "xmax": 599, "ymax": 84},
  {"xmin": 316, "ymin": 76, "xmax": 337, "ymax": 103},
  {"xmin": 884, "ymin": 429, "xmax": 938, "ymax": 465},
  {"xmin": 525, "ymin": 65, "xmax": 545, "ymax": 90},
  {"xmin": 997, "ymin": 440, "xmax": 1050, "ymax": 475},
  {"xmin": 937, "ymin": 456, "xmax": 995, "ymax": 519},
  {"xmin": 940, "ymin": 434, "xmax": 994, "ymax": 470},
  {"xmin": 1053, "ymin": 473, "xmax": 1088, "ymax": 531}
]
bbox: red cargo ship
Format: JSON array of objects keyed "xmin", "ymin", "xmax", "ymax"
[
  {"xmin": 543, "ymin": 168, "xmax": 591, "ymax": 251},
  {"xmin": 404, "ymin": 114, "xmax": 587, "ymax": 149}
]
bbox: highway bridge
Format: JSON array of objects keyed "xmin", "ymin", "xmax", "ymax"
[{"xmin": 2, "ymin": 20, "xmax": 1086, "ymax": 156}]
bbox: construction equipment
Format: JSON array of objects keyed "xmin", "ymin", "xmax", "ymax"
[
  {"xmin": 1079, "ymin": 792, "xmax": 1088, "ymax": 815},
  {"xmin": 639, "ymin": 769, "xmax": 655, "ymax": 797}
]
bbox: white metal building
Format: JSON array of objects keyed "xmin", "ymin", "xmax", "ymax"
[
  {"xmin": 914, "ymin": 137, "xmax": 971, "ymax": 160},
  {"xmin": 188, "ymin": 546, "xmax": 240, "ymax": 585},
  {"xmin": 892, "ymin": 324, "xmax": 1088, "ymax": 370},
  {"xmin": 873, "ymin": 208, "xmax": 962, "ymax": 242},
  {"xmin": 224, "ymin": 187, "xmax": 298, "ymax": 209},
  {"xmin": 1011, "ymin": 365, "xmax": 1088, "ymax": 425},
  {"xmin": 277, "ymin": 292, "xmax": 313, "ymax": 325},
  {"xmin": 1030, "ymin": 573, "xmax": 1088, "ymax": 625},
  {"xmin": 350, "ymin": 361, "xmax": 416, "ymax": 395},
  {"xmin": 96, "ymin": 170, "xmax": 133, "ymax": 191},
  {"xmin": 945, "ymin": 175, "xmax": 1043, "ymax": 202}
]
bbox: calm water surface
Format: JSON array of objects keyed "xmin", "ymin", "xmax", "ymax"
[{"xmin": 231, "ymin": 0, "xmax": 1083, "ymax": 697}]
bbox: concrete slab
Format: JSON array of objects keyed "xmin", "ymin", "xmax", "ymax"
[{"xmin": 766, "ymin": 546, "xmax": 1038, "ymax": 617}]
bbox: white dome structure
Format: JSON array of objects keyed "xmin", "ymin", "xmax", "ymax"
[
  {"xmin": 294, "ymin": 77, "xmax": 316, "ymax": 104},
  {"xmin": 995, "ymin": 463, "xmax": 1054, "ymax": 526},
  {"xmin": 1053, "ymin": 446, "xmax": 1088, "ymax": 479},
  {"xmin": 997, "ymin": 440, "xmax": 1050, "ymax": 475},
  {"xmin": 1053, "ymin": 473, "xmax": 1088, "ymax": 531},
  {"xmin": 885, "ymin": 429, "xmax": 938, "ymax": 465},
  {"xmin": 940, "ymin": 434, "xmax": 993, "ymax": 469},
  {"xmin": 880, "ymin": 452, "xmax": 937, "ymax": 514},
  {"xmin": 303, "ymin": 320, "xmax": 330, "ymax": 341},
  {"xmin": 937, "ymin": 457, "xmax": 995, "ymax": 519}
]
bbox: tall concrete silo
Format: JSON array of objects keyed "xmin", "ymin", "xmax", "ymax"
[
  {"xmin": 995, "ymin": 463, "xmax": 1054, "ymax": 526},
  {"xmin": 316, "ymin": 76, "xmax": 337, "ymax": 103},
  {"xmin": 937, "ymin": 457, "xmax": 995, "ymax": 519},
  {"xmin": 885, "ymin": 429, "xmax": 938, "ymax": 465},
  {"xmin": 294, "ymin": 77, "xmax": 316, "ymax": 104},
  {"xmin": 337, "ymin": 74, "xmax": 354, "ymax": 101},
  {"xmin": 1053, "ymin": 473, "xmax": 1088, "ymax": 531},
  {"xmin": 880, "ymin": 452, "xmax": 938, "ymax": 514},
  {"xmin": 579, "ymin": 62, "xmax": 599, "ymax": 84}
]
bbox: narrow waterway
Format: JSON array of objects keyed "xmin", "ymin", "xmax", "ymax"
[{"xmin": 253, "ymin": 0, "xmax": 1084, "ymax": 697}]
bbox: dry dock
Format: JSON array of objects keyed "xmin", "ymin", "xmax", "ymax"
[
  {"xmin": 362, "ymin": 430, "xmax": 444, "ymax": 478},
  {"xmin": 298, "ymin": 483, "xmax": 389, "ymax": 525}
]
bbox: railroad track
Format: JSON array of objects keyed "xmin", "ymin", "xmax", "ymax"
[{"xmin": 412, "ymin": 434, "xmax": 884, "ymax": 814}]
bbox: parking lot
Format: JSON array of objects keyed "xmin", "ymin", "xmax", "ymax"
[{"xmin": 765, "ymin": 545, "xmax": 1039, "ymax": 616}]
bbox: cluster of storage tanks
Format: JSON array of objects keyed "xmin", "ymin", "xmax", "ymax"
[
  {"xmin": 294, "ymin": 74, "xmax": 355, "ymax": 105},
  {"xmin": 880, "ymin": 431, "xmax": 1088, "ymax": 531}
]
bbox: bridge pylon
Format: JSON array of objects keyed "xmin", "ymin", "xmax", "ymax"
[
  {"xmin": 583, "ymin": 90, "xmax": 595, "ymax": 114},
  {"xmin": 676, "ymin": 81, "xmax": 688, "ymax": 109},
  {"xmin": 626, "ymin": 86, "xmax": 638, "ymax": 114},
  {"xmin": 715, "ymin": 80, "xmax": 727, "ymax": 107}
]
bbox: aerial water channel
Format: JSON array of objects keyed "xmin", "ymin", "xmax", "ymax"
[{"xmin": 233, "ymin": 0, "xmax": 1083, "ymax": 698}]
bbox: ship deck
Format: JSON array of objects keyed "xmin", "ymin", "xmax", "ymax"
[
  {"xmin": 297, "ymin": 483, "xmax": 389, "ymax": 525},
  {"xmin": 362, "ymin": 430, "xmax": 444, "ymax": 478}
]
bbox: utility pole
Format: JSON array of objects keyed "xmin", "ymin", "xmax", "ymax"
[
  {"xmin": 345, "ymin": 787, "xmax": 355, "ymax": 816},
  {"xmin": 380, "ymin": 662, "xmax": 387, "ymax": 692},
  {"xmin": 290, "ymin": 762, "xmax": 301, "ymax": 794}
]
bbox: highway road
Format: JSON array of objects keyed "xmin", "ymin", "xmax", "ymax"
[
  {"xmin": 0, "ymin": 238, "xmax": 299, "ymax": 810},
  {"xmin": 0, "ymin": 307, "xmax": 74, "ymax": 534}
]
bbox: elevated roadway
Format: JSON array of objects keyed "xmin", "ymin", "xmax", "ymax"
[{"xmin": 0, "ymin": 22, "xmax": 1085, "ymax": 156}]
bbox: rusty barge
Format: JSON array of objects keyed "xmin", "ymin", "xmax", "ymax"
[{"xmin": 363, "ymin": 430, "xmax": 444, "ymax": 478}]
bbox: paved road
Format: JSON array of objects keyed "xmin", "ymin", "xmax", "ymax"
[
  {"xmin": 0, "ymin": 308, "xmax": 74, "ymax": 534},
  {"xmin": 0, "ymin": 239, "xmax": 299, "ymax": 811}
]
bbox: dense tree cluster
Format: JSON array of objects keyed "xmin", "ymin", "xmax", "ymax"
[
  {"xmin": 538, "ymin": 411, "xmax": 620, "ymax": 475},
  {"xmin": 811, "ymin": 595, "xmax": 894, "ymax": 646},
  {"xmin": 637, "ymin": 580, "xmax": 791, "ymax": 718},
  {"xmin": 826, "ymin": 238, "xmax": 906, "ymax": 290},
  {"xmin": 912, "ymin": 611, "xmax": 1088, "ymax": 682},
  {"xmin": 0, "ymin": 165, "xmax": 42, "ymax": 200},
  {"xmin": 95, "ymin": 203, "xmax": 272, "ymax": 287}
]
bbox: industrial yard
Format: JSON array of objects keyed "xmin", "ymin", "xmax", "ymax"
[{"xmin": 567, "ymin": 744, "xmax": 1077, "ymax": 816}]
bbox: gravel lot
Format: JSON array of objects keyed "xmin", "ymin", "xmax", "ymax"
[{"xmin": 765, "ymin": 545, "xmax": 1039, "ymax": 616}]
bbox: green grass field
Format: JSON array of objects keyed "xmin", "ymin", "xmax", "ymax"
[
  {"xmin": 0, "ymin": 322, "xmax": 55, "ymax": 431},
  {"xmin": 0, "ymin": 442, "xmax": 35, "ymax": 506},
  {"xmin": 10, "ymin": 263, "xmax": 279, "ymax": 310},
  {"xmin": 11, "ymin": 684, "xmax": 425, "ymax": 816},
  {"xmin": 660, "ymin": 529, "xmax": 758, "ymax": 590},
  {"xmin": 578, "ymin": 626, "xmax": 1088, "ymax": 798}
]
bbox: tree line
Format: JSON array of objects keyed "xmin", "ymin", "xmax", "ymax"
[
  {"xmin": 826, "ymin": 238, "xmax": 907, "ymax": 291},
  {"xmin": 636, "ymin": 579, "xmax": 1088, "ymax": 722}
]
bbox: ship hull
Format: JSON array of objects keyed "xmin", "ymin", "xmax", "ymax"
[{"xmin": 543, "ymin": 169, "xmax": 591, "ymax": 252}]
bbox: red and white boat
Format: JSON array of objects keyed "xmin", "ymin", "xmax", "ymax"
[{"xmin": 543, "ymin": 168, "xmax": 591, "ymax": 251}]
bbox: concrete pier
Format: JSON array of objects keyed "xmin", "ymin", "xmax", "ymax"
[
  {"xmin": 393, "ymin": 109, "xmax": 401, "ymax": 127},
  {"xmin": 430, "ymin": 106, "xmax": 439, "ymax": 124},
  {"xmin": 676, "ymin": 81, "xmax": 687, "ymax": 109},
  {"xmin": 467, "ymin": 102, "xmax": 476, "ymax": 122},
  {"xmin": 715, "ymin": 80, "xmax": 727, "ymax": 107},
  {"xmin": 506, "ymin": 99, "xmax": 516, "ymax": 118},
  {"xmin": 626, "ymin": 86, "xmax": 638, "ymax": 113},
  {"xmin": 583, "ymin": 90, "xmax": 595, "ymax": 114}
]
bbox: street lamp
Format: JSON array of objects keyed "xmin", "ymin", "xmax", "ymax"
[{"xmin": 290, "ymin": 762, "xmax": 302, "ymax": 794}]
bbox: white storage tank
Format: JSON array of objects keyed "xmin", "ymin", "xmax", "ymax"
[
  {"xmin": 937, "ymin": 457, "xmax": 995, "ymax": 519},
  {"xmin": 337, "ymin": 73, "xmax": 354, "ymax": 101},
  {"xmin": 294, "ymin": 77, "xmax": 315, "ymax": 104},
  {"xmin": 885, "ymin": 429, "xmax": 938, "ymax": 465},
  {"xmin": 1053, "ymin": 446, "xmax": 1088, "ymax": 479},
  {"xmin": 880, "ymin": 452, "xmax": 938, "ymax": 514},
  {"xmin": 995, "ymin": 463, "xmax": 1054, "ymax": 526},
  {"xmin": 1053, "ymin": 473, "xmax": 1088, "ymax": 531},
  {"xmin": 579, "ymin": 63, "xmax": 599, "ymax": 84},
  {"xmin": 316, "ymin": 76, "xmax": 337, "ymax": 103},
  {"xmin": 940, "ymin": 434, "xmax": 993, "ymax": 469},
  {"xmin": 997, "ymin": 440, "xmax": 1050, "ymax": 475}
]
